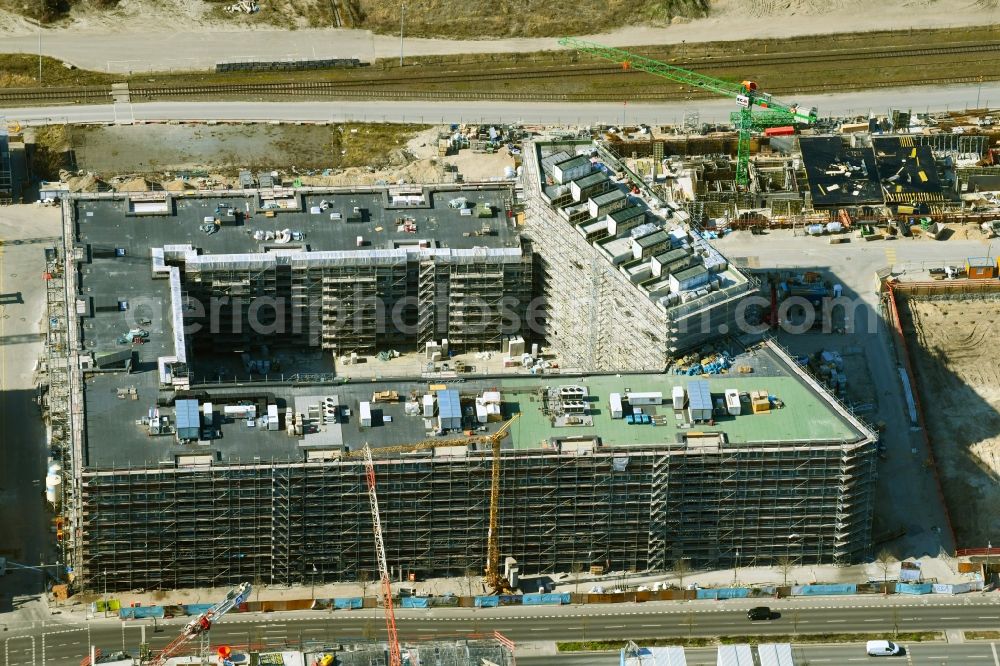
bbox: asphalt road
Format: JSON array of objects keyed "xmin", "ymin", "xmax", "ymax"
[
  {"xmin": 6, "ymin": 598, "xmax": 1000, "ymax": 665},
  {"xmin": 521, "ymin": 643, "xmax": 1000, "ymax": 665},
  {"xmin": 6, "ymin": 82, "xmax": 1000, "ymax": 127}
]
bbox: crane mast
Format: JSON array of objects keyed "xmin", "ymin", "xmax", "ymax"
[
  {"xmin": 558, "ymin": 37, "xmax": 818, "ymax": 186},
  {"xmin": 484, "ymin": 414, "xmax": 520, "ymax": 593},
  {"xmin": 364, "ymin": 443, "xmax": 403, "ymax": 666}
]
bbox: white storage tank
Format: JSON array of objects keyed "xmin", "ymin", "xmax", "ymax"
[
  {"xmin": 609, "ymin": 392, "xmax": 624, "ymax": 419},
  {"xmin": 360, "ymin": 401, "xmax": 372, "ymax": 427},
  {"xmin": 725, "ymin": 389, "xmax": 741, "ymax": 416},
  {"xmin": 672, "ymin": 386, "xmax": 685, "ymax": 410}
]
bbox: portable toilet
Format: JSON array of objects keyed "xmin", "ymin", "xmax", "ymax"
[{"xmin": 672, "ymin": 386, "xmax": 685, "ymax": 410}]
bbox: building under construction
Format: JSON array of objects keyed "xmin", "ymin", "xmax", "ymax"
[
  {"xmin": 47, "ymin": 180, "xmax": 876, "ymax": 593},
  {"xmin": 523, "ymin": 140, "xmax": 758, "ymax": 372}
]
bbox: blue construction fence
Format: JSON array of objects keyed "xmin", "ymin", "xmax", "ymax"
[
  {"xmin": 118, "ymin": 606, "xmax": 165, "ymax": 620},
  {"xmin": 312, "ymin": 597, "xmax": 364, "ymax": 610},
  {"xmin": 474, "ymin": 593, "xmax": 570, "ymax": 607}
]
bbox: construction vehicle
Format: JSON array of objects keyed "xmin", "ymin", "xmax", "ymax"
[
  {"xmin": 558, "ymin": 38, "xmax": 818, "ymax": 187},
  {"xmin": 148, "ymin": 581, "xmax": 251, "ymax": 666},
  {"xmin": 363, "ymin": 443, "xmax": 403, "ymax": 666}
]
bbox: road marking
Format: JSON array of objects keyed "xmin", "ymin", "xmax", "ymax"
[
  {"xmin": 606, "ymin": 625, "xmax": 625, "ymax": 629},
  {"xmin": 863, "ymin": 618, "xmax": 881, "ymax": 622},
  {"xmin": 826, "ymin": 619, "xmax": 846, "ymax": 623},
  {"xmin": 528, "ymin": 628, "xmax": 547, "ymax": 632},
  {"xmin": 991, "ymin": 642, "xmax": 999, "ymax": 666},
  {"xmin": 980, "ymin": 616, "xmax": 1000, "ymax": 619},
  {"xmin": 641, "ymin": 624, "xmax": 662, "ymax": 628},
  {"xmin": 941, "ymin": 617, "xmax": 961, "ymax": 620}
]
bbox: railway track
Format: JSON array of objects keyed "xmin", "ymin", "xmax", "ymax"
[{"xmin": 2, "ymin": 40, "xmax": 999, "ymax": 106}]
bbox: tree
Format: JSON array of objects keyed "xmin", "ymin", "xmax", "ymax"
[
  {"xmin": 672, "ymin": 557, "xmax": 691, "ymax": 589},
  {"xmin": 682, "ymin": 612, "xmax": 696, "ymax": 639},
  {"xmin": 358, "ymin": 569, "xmax": 371, "ymax": 599},
  {"xmin": 775, "ymin": 555, "xmax": 796, "ymax": 587},
  {"xmin": 876, "ymin": 548, "xmax": 897, "ymax": 594},
  {"xmin": 571, "ymin": 562, "xmax": 584, "ymax": 597}
]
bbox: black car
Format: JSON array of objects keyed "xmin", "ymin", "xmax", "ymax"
[{"xmin": 747, "ymin": 606, "xmax": 772, "ymax": 621}]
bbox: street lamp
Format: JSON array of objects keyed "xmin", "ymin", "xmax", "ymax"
[
  {"xmin": 399, "ymin": 3, "xmax": 406, "ymax": 67},
  {"xmin": 311, "ymin": 564, "xmax": 318, "ymax": 601},
  {"xmin": 987, "ymin": 541, "xmax": 992, "ymax": 588},
  {"xmin": 733, "ymin": 550, "xmax": 740, "ymax": 586},
  {"xmin": 101, "ymin": 570, "xmax": 108, "ymax": 617}
]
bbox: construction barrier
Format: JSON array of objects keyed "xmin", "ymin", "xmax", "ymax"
[
  {"xmin": 475, "ymin": 596, "xmax": 500, "ymax": 608},
  {"xmin": 334, "ymin": 597, "xmax": 363, "ymax": 610},
  {"xmin": 933, "ymin": 581, "xmax": 982, "ymax": 594},
  {"xmin": 790, "ymin": 583, "xmax": 857, "ymax": 596},
  {"xmin": 896, "ymin": 583, "xmax": 934, "ymax": 595},
  {"xmin": 400, "ymin": 597, "xmax": 430, "ymax": 608},
  {"xmin": 522, "ymin": 593, "xmax": 571, "ymax": 605},
  {"xmin": 183, "ymin": 603, "xmax": 214, "ymax": 615},
  {"xmin": 696, "ymin": 588, "xmax": 751, "ymax": 600},
  {"xmin": 119, "ymin": 606, "xmax": 165, "ymax": 620},
  {"xmin": 90, "ymin": 599, "xmax": 122, "ymax": 613}
]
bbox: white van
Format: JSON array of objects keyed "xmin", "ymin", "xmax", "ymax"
[{"xmin": 866, "ymin": 640, "xmax": 902, "ymax": 656}]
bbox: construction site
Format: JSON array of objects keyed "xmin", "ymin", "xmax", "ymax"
[
  {"xmin": 34, "ymin": 134, "xmax": 886, "ymax": 595},
  {"xmin": 890, "ymin": 281, "xmax": 1000, "ymax": 550},
  {"xmin": 23, "ymin": 40, "xmax": 1000, "ymax": 656}
]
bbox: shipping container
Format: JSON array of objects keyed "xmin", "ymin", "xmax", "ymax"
[
  {"xmin": 359, "ymin": 401, "xmax": 372, "ymax": 427},
  {"xmin": 764, "ymin": 126, "xmax": 795, "ymax": 137},
  {"xmin": 725, "ymin": 389, "xmax": 741, "ymax": 416},
  {"xmin": 626, "ymin": 391, "xmax": 663, "ymax": 406},
  {"xmin": 267, "ymin": 404, "xmax": 279, "ymax": 431},
  {"xmin": 609, "ymin": 392, "xmax": 624, "ymax": 419}
]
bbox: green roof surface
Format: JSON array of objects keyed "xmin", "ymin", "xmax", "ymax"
[{"xmin": 500, "ymin": 374, "xmax": 859, "ymax": 451}]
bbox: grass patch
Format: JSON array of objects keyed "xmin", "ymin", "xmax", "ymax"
[
  {"xmin": 0, "ymin": 54, "xmax": 120, "ymax": 88},
  {"xmin": 966, "ymin": 631, "xmax": 1000, "ymax": 640},
  {"xmin": 557, "ymin": 632, "xmax": 943, "ymax": 652}
]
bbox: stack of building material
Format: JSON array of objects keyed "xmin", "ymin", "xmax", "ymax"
[{"xmin": 750, "ymin": 390, "xmax": 770, "ymax": 414}]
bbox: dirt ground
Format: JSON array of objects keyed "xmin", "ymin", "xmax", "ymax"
[
  {"xmin": 901, "ymin": 297, "xmax": 1000, "ymax": 548},
  {"xmin": 1, "ymin": 0, "xmax": 998, "ymax": 46},
  {"xmin": 56, "ymin": 123, "xmax": 516, "ymax": 189},
  {"xmin": 70, "ymin": 123, "xmax": 422, "ymax": 174}
]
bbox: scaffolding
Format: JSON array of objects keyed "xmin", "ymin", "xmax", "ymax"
[
  {"xmin": 78, "ymin": 422, "xmax": 875, "ymax": 592},
  {"xmin": 521, "ymin": 141, "xmax": 755, "ymax": 371},
  {"xmin": 0, "ymin": 123, "xmax": 11, "ymax": 204}
]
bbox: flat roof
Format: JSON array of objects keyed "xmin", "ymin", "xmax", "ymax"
[
  {"xmin": 554, "ymin": 155, "xmax": 591, "ymax": 172},
  {"xmin": 571, "ymin": 172, "xmax": 608, "ymax": 188},
  {"xmin": 673, "ymin": 264, "xmax": 709, "ymax": 281},
  {"xmin": 610, "ymin": 205, "xmax": 645, "ymax": 222},
  {"xmin": 73, "ymin": 187, "xmax": 517, "ymax": 362},
  {"xmin": 592, "ymin": 189, "xmax": 626, "ymax": 205},
  {"xmin": 636, "ymin": 230, "xmax": 670, "ymax": 248},
  {"xmin": 82, "ymin": 344, "xmax": 868, "ymax": 470}
]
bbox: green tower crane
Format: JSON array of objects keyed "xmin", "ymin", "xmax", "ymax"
[{"xmin": 558, "ymin": 37, "xmax": 818, "ymax": 187}]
